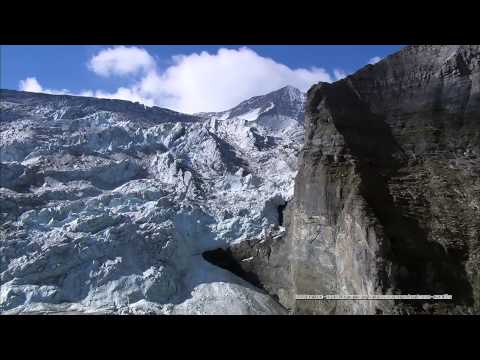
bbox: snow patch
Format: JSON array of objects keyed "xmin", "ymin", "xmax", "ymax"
[{"xmin": 237, "ymin": 107, "xmax": 263, "ymax": 121}]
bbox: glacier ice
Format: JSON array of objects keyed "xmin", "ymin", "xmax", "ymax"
[{"xmin": 0, "ymin": 87, "xmax": 304, "ymax": 314}]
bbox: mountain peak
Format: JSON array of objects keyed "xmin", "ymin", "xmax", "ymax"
[
  {"xmin": 195, "ymin": 85, "xmax": 306, "ymax": 125},
  {"xmin": 212, "ymin": 86, "xmax": 305, "ymax": 125},
  {"xmin": 274, "ymin": 85, "xmax": 304, "ymax": 103},
  {"xmin": 278, "ymin": 85, "xmax": 301, "ymax": 93}
]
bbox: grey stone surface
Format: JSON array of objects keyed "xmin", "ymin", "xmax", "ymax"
[{"xmin": 285, "ymin": 45, "xmax": 480, "ymax": 314}]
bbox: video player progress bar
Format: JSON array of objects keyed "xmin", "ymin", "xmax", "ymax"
[{"xmin": 295, "ymin": 294, "xmax": 452, "ymax": 300}]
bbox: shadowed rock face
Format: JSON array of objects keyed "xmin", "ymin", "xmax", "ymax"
[{"xmin": 287, "ymin": 45, "xmax": 480, "ymax": 314}]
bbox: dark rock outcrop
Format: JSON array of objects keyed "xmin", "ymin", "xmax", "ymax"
[{"xmin": 220, "ymin": 231, "xmax": 293, "ymax": 309}]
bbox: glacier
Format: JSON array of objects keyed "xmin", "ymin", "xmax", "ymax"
[{"xmin": 0, "ymin": 86, "xmax": 305, "ymax": 314}]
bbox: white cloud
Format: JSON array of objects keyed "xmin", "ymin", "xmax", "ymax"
[
  {"xmin": 93, "ymin": 87, "xmax": 155, "ymax": 106},
  {"xmin": 88, "ymin": 46, "xmax": 155, "ymax": 77},
  {"xmin": 368, "ymin": 56, "xmax": 382, "ymax": 65},
  {"xmin": 18, "ymin": 77, "xmax": 73, "ymax": 95},
  {"xmin": 79, "ymin": 90, "xmax": 94, "ymax": 97},
  {"xmin": 18, "ymin": 77, "xmax": 102, "ymax": 100},
  {"xmin": 83, "ymin": 47, "xmax": 333, "ymax": 113},
  {"xmin": 333, "ymin": 69, "xmax": 347, "ymax": 81},
  {"xmin": 19, "ymin": 47, "xmax": 340, "ymax": 114},
  {"xmin": 18, "ymin": 77, "xmax": 43, "ymax": 92},
  {"xmin": 44, "ymin": 89, "xmax": 72, "ymax": 95}
]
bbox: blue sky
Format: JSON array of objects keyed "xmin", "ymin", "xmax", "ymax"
[{"xmin": 1, "ymin": 45, "xmax": 404, "ymax": 113}]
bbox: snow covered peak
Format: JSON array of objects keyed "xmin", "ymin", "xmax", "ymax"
[
  {"xmin": 275, "ymin": 85, "xmax": 304, "ymax": 100},
  {"xmin": 197, "ymin": 86, "xmax": 306, "ymax": 131}
]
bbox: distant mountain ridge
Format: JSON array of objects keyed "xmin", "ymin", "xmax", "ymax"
[
  {"xmin": 0, "ymin": 89, "xmax": 201, "ymax": 124},
  {"xmin": 1, "ymin": 85, "xmax": 306, "ymax": 125},
  {"xmin": 196, "ymin": 85, "xmax": 305, "ymax": 124}
]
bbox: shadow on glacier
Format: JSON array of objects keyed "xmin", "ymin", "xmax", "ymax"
[
  {"xmin": 159, "ymin": 210, "xmax": 277, "ymax": 307},
  {"xmin": 207, "ymin": 132, "xmax": 250, "ymax": 173}
]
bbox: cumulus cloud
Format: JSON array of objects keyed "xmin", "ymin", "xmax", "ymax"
[
  {"xmin": 333, "ymin": 69, "xmax": 347, "ymax": 81},
  {"xmin": 19, "ymin": 47, "xmax": 341, "ymax": 114},
  {"xmin": 87, "ymin": 46, "xmax": 155, "ymax": 77},
  {"xmin": 368, "ymin": 56, "xmax": 382, "ymax": 65},
  {"xmin": 139, "ymin": 47, "xmax": 333, "ymax": 113},
  {"xmin": 18, "ymin": 77, "xmax": 43, "ymax": 92},
  {"xmin": 18, "ymin": 77, "xmax": 95, "ymax": 98},
  {"xmin": 82, "ymin": 46, "xmax": 333, "ymax": 113},
  {"xmin": 18, "ymin": 77, "xmax": 73, "ymax": 95},
  {"xmin": 78, "ymin": 90, "xmax": 94, "ymax": 97},
  {"xmin": 93, "ymin": 87, "xmax": 155, "ymax": 106}
]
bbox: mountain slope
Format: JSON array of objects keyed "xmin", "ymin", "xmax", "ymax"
[{"xmin": 197, "ymin": 85, "xmax": 305, "ymax": 131}]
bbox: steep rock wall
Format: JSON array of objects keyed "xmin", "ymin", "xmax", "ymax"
[{"xmin": 286, "ymin": 45, "xmax": 480, "ymax": 314}]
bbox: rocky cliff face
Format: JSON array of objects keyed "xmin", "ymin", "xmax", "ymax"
[{"xmin": 284, "ymin": 45, "xmax": 480, "ymax": 314}]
